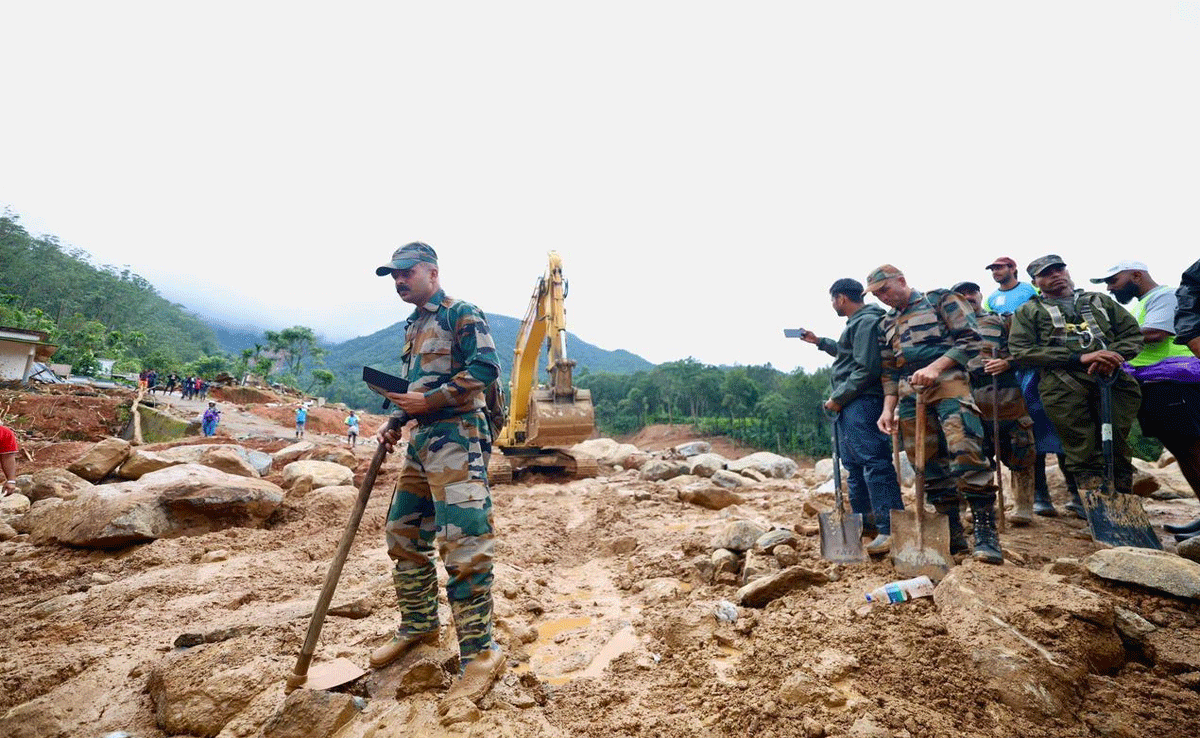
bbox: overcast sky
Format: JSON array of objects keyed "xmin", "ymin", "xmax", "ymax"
[{"xmin": 3, "ymin": 2, "xmax": 1198, "ymax": 374}]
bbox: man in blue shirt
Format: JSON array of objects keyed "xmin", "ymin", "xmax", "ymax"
[
  {"xmin": 984, "ymin": 256, "xmax": 1038, "ymax": 315},
  {"xmin": 985, "ymin": 255, "xmax": 1071, "ymax": 516}
]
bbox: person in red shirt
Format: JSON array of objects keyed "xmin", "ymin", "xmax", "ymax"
[{"xmin": 0, "ymin": 424, "xmax": 18, "ymax": 496}]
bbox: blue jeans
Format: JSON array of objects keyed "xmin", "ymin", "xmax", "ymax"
[{"xmin": 836, "ymin": 394, "xmax": 904, "ymax": 535}]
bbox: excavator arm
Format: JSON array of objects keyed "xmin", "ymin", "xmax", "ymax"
[{"xmin": 495, "ymin": 251, "xmax": 595, "ymax": 452}]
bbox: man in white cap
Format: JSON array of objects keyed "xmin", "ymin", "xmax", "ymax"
[{"xmin": 1091, "ymin": 260, "xmax": 1200, "ymax": 540}]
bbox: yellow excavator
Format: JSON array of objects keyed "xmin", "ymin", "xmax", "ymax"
[{"xmin": 487, "ymin": 251, "xmax": 597, "ymax": 483}]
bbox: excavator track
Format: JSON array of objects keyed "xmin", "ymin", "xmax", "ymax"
[
  {"xmin": 487, "ymin": 455, "xmax": 513, "ymax": 485},
  {"xmin": 569, "ymin": 454, "xmax": 600, "ymax": 479}
]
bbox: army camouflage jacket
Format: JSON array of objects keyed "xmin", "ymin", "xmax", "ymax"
[
  {"xmin": 401, "ymin": 289, "xmax": 501, "ymax": 420},
  {"xmin": 966, "ymin": 312, "xmax": 1021, "ymax": 391},
  {"xmin": 879, "ymin": 289, "xmax": 981, "ymax": 396},
  {"xmin": 1009, "ymin": 289, "xmax": 1142, "ymax": 370}
]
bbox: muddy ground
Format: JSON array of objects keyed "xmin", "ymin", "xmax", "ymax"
[{"xmin": 2, "ymin": 386, "xmax": 1199, "ymax": 738}]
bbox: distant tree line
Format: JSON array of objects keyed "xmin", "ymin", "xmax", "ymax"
[{"xmin": 577, "ymin": 358, "xmax": 836, "ymax": 457}]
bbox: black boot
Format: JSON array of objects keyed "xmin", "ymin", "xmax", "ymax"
[
  {"xmin": 1033, "ymin": 486, "xmax": 1058, "ymax": 517},
  {"xmin": 969, "ymin": 500, "xmax": 1004, "ymax": 564},
  {"xmin": 935, "ymin": 503, "xmax": 970, "ymax": 555},
  {"xmin": 1164, "ymin": 516, "xmax": 1200, "ymax": 535},
  {"xmin": 1065, "ymin": 488, "xmax": 1086, "ymax": 520}
]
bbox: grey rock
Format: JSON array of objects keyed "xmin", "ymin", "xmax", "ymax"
[
  {"xmin": 1085, "ymin": 546, "xmax": 1200, "ymax": 599},
  {"xmin": 0, "ymin": 520, "xmax": 17, "ymax": 541},
  {"xmin": 26, "ymin": 468, "xmax": 94, "ymax": 501},
  {"xmin": 711, "ymin": 548, "xmax": 740, "ymax": 577},
  {"xmin": 773, "ymin": 544, "xmax": 799, "ymax": 567},
  {"xmin": 687, "ymin": 453, "xmax": 728, "ymax": 478},
  {"xmin": 726, "ymin": 452, "xmax": 798, "ymax": 480},
  {"xmin": 711, "ymin": 469, "xmax": 749, "ymax": 489},
  {"xmin": 1177, "ymin": 536, "xmax": 1200, "ymax": 564},
  {"xmin": 738, "ymin": 566, "xmax": 830, "ymax": 607},
  {"xmin": 678, "ymin": 484, "xmax": 743, "ymax": 510},
  {"xmin": 673, "ymin": 441, "xmax": 711, "ymax": 458},
  {"xmin": 1113, "ymin": 606, "xmax": 1157, "ymax": 642},
  {"xmin": 756, "ymin": 528, "xmax": 800, "ymax": 553},
  {"xmin": 639, "ymin": 459, "xmax": 690, "ymax": 482},
  {"xmin": 711, "ymin": 520, "xmax": 767, "ymax": 552},
  {"xmin": 281, "ymin": 460, "xmax": 353, "ymax": 490},
  {"xmin": 67, "ymin": 437, "xmax": 132, "ymax": 482}
]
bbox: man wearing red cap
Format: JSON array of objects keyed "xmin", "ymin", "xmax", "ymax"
[{"xmin": 984, "ymin": 257, "xmax": 1038, "ymax": 315}]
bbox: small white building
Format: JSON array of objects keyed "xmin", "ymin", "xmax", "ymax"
[{"xmin": 0, "ymin": 326, "xmax": 59, "ymax": 382}]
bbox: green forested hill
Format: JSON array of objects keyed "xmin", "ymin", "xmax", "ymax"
[
  {"xmin": 321, "ymin": 312, "xmax": 655, "ymax": 410},
  {"xmin": 0, "ymin": 214, "xmax": 221, "ymax": 373}
]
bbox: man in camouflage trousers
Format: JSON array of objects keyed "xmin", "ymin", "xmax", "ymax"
[
  {"xmin": 371, "ymin": 241, "xmax": 505, "ymax": 710},
  {"xmin": 953, "ymin": 282, "xmax": 1037, "ymax": 525},
  {"xmin": 868, "ymin": 265, "xmax": 1002, "ymax": 563},
  {"xmin": 1009, "ymin": 255, "xmax": 1143, "ymax": 502}
]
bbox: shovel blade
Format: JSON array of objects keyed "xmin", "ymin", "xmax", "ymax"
[
  {"xmin": 297, "ymin": 658, "xmax": 367, "ymax": 692},
  {"xmin": 888, "ymin": 508, "xmax": 953, "ymax": 581},
  {"xmin": 818, "ymin": 511, "xmax": 867, "ymax": 563},
  {"xmin": 1080, "ymin": 488, "xmax": 1163, "ymax": 550}
]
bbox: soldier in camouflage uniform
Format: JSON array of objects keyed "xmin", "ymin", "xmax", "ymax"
[
  {"xmin": 370, "ymin": 242, "xmax": 505, "ymax": 710},
  {"xmin": 868, "ymin": 265, "xmax": 1002, "ymax": 563},
  {"xmin": 1009, "ymin": 255, "xmax": 1143, "ymax": 500},
  {"xmin": 953, "ymin": 282, "xmax": 1037, "ymax": 525}
]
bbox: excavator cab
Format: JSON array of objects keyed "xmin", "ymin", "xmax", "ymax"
[{"xmin": 489, "ymin": 252, "xmax": 597, "ymax": 482}]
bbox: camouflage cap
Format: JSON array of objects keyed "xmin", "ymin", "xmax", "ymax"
[
  {"xmin": 865, "ymin": 264, "xmax": 903, "ymax": 293},
  {"xmin": 1026, "ymin": 254, "xmax": 1066, "ymax": 279},
  {"xmin": 375, "ymin": 242, "xmax": 438, "ymax": 276}
]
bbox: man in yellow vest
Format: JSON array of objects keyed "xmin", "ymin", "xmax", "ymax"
[{"xmin": 1092, "ymin": 260, "xmax": 1200, "ymax": 539}]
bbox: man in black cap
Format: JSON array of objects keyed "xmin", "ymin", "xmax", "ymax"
[
  {"xmin": 1009, "ymin": 255, "xmax": 1144, "ymax": 510},
  {"xmin": 370, "ymin": 241, "xmax": 506, "ymax": 713}
]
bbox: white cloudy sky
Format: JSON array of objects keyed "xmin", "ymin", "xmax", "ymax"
[{"xmin": 3, "ymin": 2, "xmax": 1198, "ymax": 373}]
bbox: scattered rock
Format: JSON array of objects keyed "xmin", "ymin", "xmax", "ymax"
[
  {"xmin": 67, "ymin": 437, "xmax": 132, "ymax": 482},
  {"xmin": 755, "ymin": 528, "xmax": 799, "ymax": 553},
  {"xmin": 711, "ymin": 520, "xmax": 767, "ymax": 552},
  {"xmin": 199, "ymin": 549, "xmax": 229, "ymax": 563},
  {"xmin": 933, "ymin": 564, "xmax": 1123, "ymax": 718},
  {"xmin": 673, "ymin": 441, "xmax": 711, "ymax": 458},
  {"xmin": 1178, "ymin": 536, "xmax": 1200, "ymax": 563},
  {"xmin": 307, "ymin": 445, "xmax": 357, "ymax": 469},
  {"xmin": 1130, "ymin": 469, "xmax": 1159, "ymax": 498},
  {"xmin": 607, "ymin": 535, "xmax": 638, "ymax": 554},
  {"xmin": 148, "ymin": 638, "xmax": 277, "ymax": 737},
  {"xmin": 1085, "ymin": 547, "xmax": 1200, "ymax": 599},
  {"xmin": 726, "ymin": 452, "xmax": 798, "ymax": 480},
  {"xmin": 1, "ymin": 493, "xmax": 30, "ymax": 518},
  {"xmin": 395, "ymin": 659, "xmax": 451, "ymax": 696},
  {"xmin": 281, "ymin": 460, "xmax": 354, "ymax": 490},
  {"xmin": 1112, "ymin": 607, "xmax": 1157, "ymax": 643},
  {"xmin": 711, "ymin": 469, "xmax": 749, "ymax": 489},
  {"xmin": 0, "ymin": 520, "xmax": 16, "ymax": 540},
  {"xmin": 687, "ymin": 453, "xmax": 728, "ymax": 478},
  {"xmin": 740, "ymin": 548, "xmax": 779, "ymax": 585},
  {"xmin": 773, "ymin": 544, "xmax": 799, "ymax": 567},
  {"xmin": 738, "ymin": 566, "xmax": 831, "ymax": 607},
  {"xmin": 639, "ymin": 459, "xmax": 691, "ymax": 482},
  {"xmin": 262, "ymin": 689, "xmax": 359, "ymax": 738},
  {"xmin": 679, "ymin": 484, "xmax": 744, "ymax": 510},
  {"xmin": 273, "ymin": 441, "xmax": 317, "ymax": 467},
  {"xmin": 439, "ymin": 698, "xmax": 481, "ymax": 726},
  {"xmin": 26, "ymin": 468, "xmax": 94, "ymax": 501}
]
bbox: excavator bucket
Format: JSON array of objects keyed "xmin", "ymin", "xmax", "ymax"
[{"xmin": 526, "ymin": 388, "xmax": 595, "ymax": 447}]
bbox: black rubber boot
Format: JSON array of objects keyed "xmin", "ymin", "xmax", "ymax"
[
  {"xmin": 1165, "ymin": 516, "xmax": 1200, "ymax": 535},
  {"xmin": 935, "ymin": 503, "xmax": 970, "ymax": 555},
  {"xmin": 969, "ymin": 500, "xmax": 1004, "ymax": 564},
  {"xmin": 1033, "ymin": 486, "xmax": 1058, "ymax": 517},
  {"xmin": 1065, "ymin": 488, "xmax": 1086, "ymax": 520}
]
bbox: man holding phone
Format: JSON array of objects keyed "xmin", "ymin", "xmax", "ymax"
[{"xmin": 795, "ymin": 278, "xmax": 903, "ymax": 554}]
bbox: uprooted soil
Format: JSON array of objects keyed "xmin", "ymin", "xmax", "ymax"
[{"xmin": 2, "ymin": 389, "xmax": 1200, "ymax": 738}]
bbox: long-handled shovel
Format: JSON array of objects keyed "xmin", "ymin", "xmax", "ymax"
[
  {"xmin": 1079, "ymin": 374, "xmax": 1162, "ymax": 550},
  {"xmin": 891, "ymin": 410, "xmax": 903, "ymax": 487},
  {"xmin": 890, "ymin": 390, "xmax": 953, "ymax": 580},
  {"xmin": 286, "ymin": 413, "xmax": 403, "ymax": 692},
  {"xmin": 819, "ymin": 414, "xmax": 867, "ymax": 563},
  {"xmin": 991, "ymin": 376, "xmax": 1007, "ymax": 533}
]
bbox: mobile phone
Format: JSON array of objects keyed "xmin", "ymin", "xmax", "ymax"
[{"xmin": 783, "ymin": 328, "xmax": 805, "ymax": 338}]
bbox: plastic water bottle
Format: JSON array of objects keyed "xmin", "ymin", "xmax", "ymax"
[{"xmin": 863, "ymin": 575, "xmax": 935, "ymax": 604}]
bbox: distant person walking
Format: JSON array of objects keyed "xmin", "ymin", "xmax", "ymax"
[
  {"xmin": 346, "ymin": 410, "xmax": 360, "ymax": 447},
  {"xmin": 202, "ymin": 402, "xmax": 221, "ymax": 437},
  {"xmin": 295, "ymin": 404, "xmax": 308, "ymax": 439},
  {"xmin": 1, "ymin": 424, "xmax": 19, "ymax": 496}
]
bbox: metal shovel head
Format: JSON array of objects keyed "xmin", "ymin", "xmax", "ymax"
[
  {"xmin": 818, "ymin": 510, "xmax": 867, "ymax": 563},
  {"xmin": 1080, "ymin": 487, "xmax": 1163, "ymax": 550},
  {"xmin": 888, "ymin": 508, "xmax": 953, "ymax": 581},
  {"xmin": 297, "ymin": 657, "xmax": 367, "ymax": 692}
]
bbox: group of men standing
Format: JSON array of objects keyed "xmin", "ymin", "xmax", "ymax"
[{"xmin": 801, "ymin": 254, "xmax": 1200, "ymax": 563}]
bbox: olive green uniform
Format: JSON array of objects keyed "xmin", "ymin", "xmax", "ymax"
[{"xmin": 1008, "ymin": 290, "xmax": 1143, "ymax": 492}]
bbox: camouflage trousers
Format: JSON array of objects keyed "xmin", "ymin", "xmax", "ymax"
[
  {"xmin": 385, "ymin": 410, "xmax": 495, "ymax": 661},
  {"xmin": 1039, "ymin": 369, "xmax": 1140, "ymax": 493},
  {"xmin": 897, "ymin": 374, "xmax": 995, "ymax": 506},
  {"xmin": 971, "ymin": 388, "xmax": 1036, "ymax": 473}
]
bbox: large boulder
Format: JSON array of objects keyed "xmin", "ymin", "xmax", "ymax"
[
  {"xmin": 274, "ymin": 440, "xmax": 316, "ymax": 467},
  {"xmin": 121, "ymin": 444, "xmax": 271, "ymax": 479},
  {"xmin": 262, "ymin": 690, "xmax": 360, "ymax": 738},
  {"xmin": 27, "ymin": 464, "xmax": 284, "ymax": 548},
  {"xmin": 149, "ymin": 638, "xmax": 280, "ymax": 738},
  {"xmin": 711, "ymin": 520, "xmax": 767, "ymax": 553},
  {"xmin": 282, "ymin": 460, "xmax": 354, "ymax": 490},
  {"xmin": 67, "ymin": 437, "xmax": 132, "ymax": 482},
  {"xmin": 934, "ymin": 564, "xmax": 1124, "ymax": 719},
  {"xmin": 117, "ymin": 449, "xmax": 186, "ymax": 479},
  {"xmin": 678, "ymin": 484, "xmax": 743, "ymax": 511},
  {"xmin": 711, "ymin": 469, "xmax": 749, "ymax": 489},
  {"xmin": 639, "ymin": 459, "xmax": 690, "ymax": 482},
  {"xmin": 687, "ymin": 453, "xmax": 728, "ymax": 478},
  {"xmin": 673, "ymin": 441, "xmax": 711, "ymax": 458},
  {"xmin": 306, "ymin": 445, "xmax": 357, "ymax": 469},
  {"xmin": 726, "ymin": 452, "xmax": 798, "ymax": 480},
  {"xmin": 25, "ymin": 468, "xmax": 94, "ymax": 502},
  {"xmin": 199, "ymin": 446, "xmax": 260, "ymax": 478},
  {"xmin": 1084, "ymin": 547, "xmax": 1200, "ymax": 599},
  {"xmin": 572, "ymin": 438, "xmax": 644, "ymax": 469}
]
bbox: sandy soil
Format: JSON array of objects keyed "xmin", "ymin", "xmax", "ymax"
[{"xmin": 2, "ymin": 391, "xmax": 1200, "ymax": 738}]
